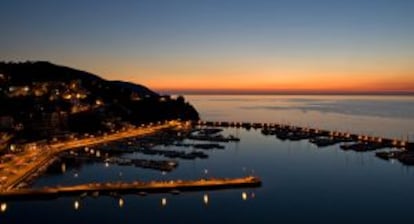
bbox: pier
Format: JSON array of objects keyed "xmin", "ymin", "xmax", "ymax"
[
  {"xmin": 193, "ymin": 120, "xmax": 414, "ymax": 166},
  {"xmin": 195, "ymin": 120, "xmax": 413, "ymax": 150},
  {"xmin": 0, "ymin": 176, "xmax": 261, "ymax": 200}
]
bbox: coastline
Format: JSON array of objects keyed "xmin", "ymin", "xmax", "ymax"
[{"xmin": 0, "ymin": 121, "xmax": 185, "ymax": 192}]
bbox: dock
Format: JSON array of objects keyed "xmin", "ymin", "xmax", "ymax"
[
  {"xmin": 0, "ymin": 176, "xmax": 261, "ymax": 200},
  {"xmin": 195, "ymin": 120, "xmax": 413, "ymax": 150}
]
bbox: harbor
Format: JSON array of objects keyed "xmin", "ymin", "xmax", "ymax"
[
  {"xmin": 0, "ymin": 120, "xmax": 262, "ymax": 204},
  {"xmin": 0, "ymin": 121, "xmax": 184, "ymax": 191},
  {"xmin": 1, "ymin": 118, "xmax": 413, "ymax": 205},
  {"xmin": 194, "ymin": 120, "xmax": 414, "ymax": 165},
  {"xmin": 2, "ymin": 117, "xmax": 414, "ymax": 223}
]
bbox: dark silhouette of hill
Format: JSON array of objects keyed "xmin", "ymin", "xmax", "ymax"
[
  {"xmin": 0, "ymin": 61, "xmax": 199, "ymax": 140},
  {"xmin": 1, "ymin": 61, "xmax": 104, "ymax": 89},
  {"xmin": 0, "ymin": 61, "xmax": 157, "ymax": 98},
  {"xmin": 111, "ymin": 80, "xmax": 158, "ymax": 98}
]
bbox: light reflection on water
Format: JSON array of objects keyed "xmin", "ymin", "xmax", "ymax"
[
  {"xmin": 3, "ymin": 127, "xmax": 414, "ymax": 223},
  {"xmin": 2, "ymin": 95, "xmax": 414, "ymax": 224}
]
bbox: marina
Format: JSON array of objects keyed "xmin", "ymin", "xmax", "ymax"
[
  {"xmin": 193, "ymin": 120, "xmax": 414, "ymax": 166},
  {"xmin": 195, "ymin": 120, "xmax": 411, "ymax": 150},
  {"xmin": 0, "ymin": 121, "xmax": 183, "ymax": 192},
  {"xmin": 2, "ymin": 111, "xmax": 414, "ymax": 223},
  {"xmin": 3, "ymin": 118, "xmax": 413, "ymax": 196}
]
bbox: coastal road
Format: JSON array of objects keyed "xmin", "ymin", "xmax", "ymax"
[{"xmin": 0, "ymin": 121, "xmax": 184, "ymax": 192}]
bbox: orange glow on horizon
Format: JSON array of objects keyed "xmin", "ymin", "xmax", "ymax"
[
  {"xmin": 127, "ymin": 75, "xmax": 414, "ymax": 94},
  {"xmin": 76, "ymin": 57, "xmax": 414, "ymax": 94},
  {"xmin": 141, "ymin": 72, "xmax": 414, "ymax": 94}
]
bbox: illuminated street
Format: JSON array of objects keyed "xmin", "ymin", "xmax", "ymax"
[{"xmin": 0, "ymin": 121, "xmax": 185, "ymax": 192}]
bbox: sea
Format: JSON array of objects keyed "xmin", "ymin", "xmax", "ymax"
[{"xmin": 2, "ymin": 95, "xmax": 414, "ymax": 224}]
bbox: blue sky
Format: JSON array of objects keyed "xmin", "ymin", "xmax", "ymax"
[{"xmin": 1, "ymin": 0, "xmax": 413, "ymax": 93}]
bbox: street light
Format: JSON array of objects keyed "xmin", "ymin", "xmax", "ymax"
[{"xmin": 1, "ymin": 203, "xmax": 7, "ymax": 213}]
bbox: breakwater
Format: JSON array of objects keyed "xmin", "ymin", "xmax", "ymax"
[
  {"xmin": 195, "ymin": 121, "xmax": 412, "ymax": 150},
  {"xmin": 0, "ymin": 176, "xmax": 261, "ymax": 200}
]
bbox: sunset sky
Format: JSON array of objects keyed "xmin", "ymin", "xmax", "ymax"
[{"xmin": 1, "ymin": 0, "xmax": 413, "ymax": 94}]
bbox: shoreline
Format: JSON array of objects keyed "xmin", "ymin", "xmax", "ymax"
[{"xmin": 0, "ymin": 121, "xmax": 185, "ymax": 192}]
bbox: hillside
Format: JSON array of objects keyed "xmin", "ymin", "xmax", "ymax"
[{"xmin": 0, "ymin": 61, "xmax": 199, "ymax": 140}]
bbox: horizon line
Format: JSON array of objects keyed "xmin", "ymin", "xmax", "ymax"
[{"xmin": 155, "ymin": 89, "xmax": 414, "ymax": 96}]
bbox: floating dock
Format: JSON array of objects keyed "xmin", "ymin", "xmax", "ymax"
[{"xmin": 0, "ymin": 176, "xmax": 261, "ymax": 200}]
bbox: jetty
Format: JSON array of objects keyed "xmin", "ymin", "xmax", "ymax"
[
  {"xmin": 195, "ymin": 121, "xmax": 413, "ymax": 150},
  {"xmin": 194, "ymin": 120, "xmax": 414, "ymax": 166},
  {"xmin": 0, "ymin": 176, "xmax": 261, "ymax": 200}
]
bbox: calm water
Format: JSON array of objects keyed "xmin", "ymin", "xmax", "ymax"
[
  {"xmin": 186, "ymin": 95, "xmax": 414, "ymax": 140},
  {"xmin": 2, "ymin": 95, "xmax": 414, "ymax": 224}
]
